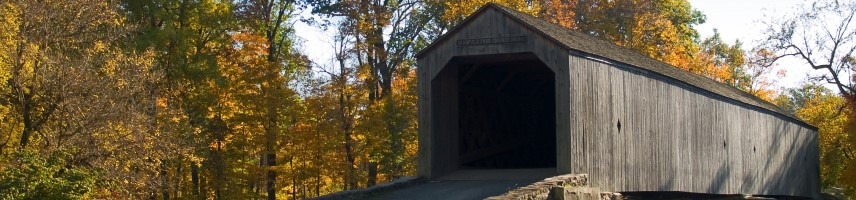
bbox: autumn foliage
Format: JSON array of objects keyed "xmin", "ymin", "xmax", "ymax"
[{"xmin": 0, "ymin": 0, "xmax": 854, "ymax": 199}]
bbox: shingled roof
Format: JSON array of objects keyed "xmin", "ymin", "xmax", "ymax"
[{"xmin": 417, "ymin": 3, "xmax": 815, "ymax": 129}]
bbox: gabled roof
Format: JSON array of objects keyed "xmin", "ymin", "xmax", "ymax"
[{"xmin": 418, "ymin": 3, "xmax": 816, "ymax": 130}]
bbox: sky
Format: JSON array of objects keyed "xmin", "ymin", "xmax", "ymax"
[
  {"xmin": 294, "ymin": 0, "xmax": 821, "ymax": 91},
  {"xmin": 294, "ymin": 9, "xmax": 337, "ymax": 69},
  {"xmin": 688, "ymin": 0, "xmax": 822, "ymax": 91}
]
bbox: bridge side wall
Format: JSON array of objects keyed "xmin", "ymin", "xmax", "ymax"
[{"xmin": 566, "ymin": 55, "xmax": 821, "ymax": 198}]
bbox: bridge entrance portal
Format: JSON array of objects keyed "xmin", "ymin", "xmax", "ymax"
[{"xmin": 431, "ymin": 53, "xmax": 556, "ymax": 176}]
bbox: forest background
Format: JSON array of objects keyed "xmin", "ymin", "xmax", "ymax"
[{"xmin": 1, "ymin": 0, "xmax": 855, "ymax": 199}]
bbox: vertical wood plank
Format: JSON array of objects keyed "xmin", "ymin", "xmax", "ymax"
[{"xmin": 417, "ymin": 6, "xmax": 819, "ymax": 198}]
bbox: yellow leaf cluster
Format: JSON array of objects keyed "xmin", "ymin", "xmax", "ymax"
[
  {"xmin": 786, "ymin": 88, "xmax": 856, "ymax": 195},
  {"xmin": 443, "ymin": 0, "xmax": 540, "ymax": 24},
  {"xmin": 0, "ymin": 2, "xmax": 19, "ymax": 93}
]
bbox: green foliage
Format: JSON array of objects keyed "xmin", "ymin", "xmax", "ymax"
[
  {"xmin": 775, "ymin": 84, "xmax": 833, "ymax": 114},
  {"xmin": 700, "ymin": 30, "xmax": 746, "ymax": 86},
  {"xmin": 0, "ymin": 150, "xmax": 98, "ymax": 200}
]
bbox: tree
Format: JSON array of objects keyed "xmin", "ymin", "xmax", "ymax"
[
  {"xmin": 440, "ymin": 0, "xmax": 541, "ymax": 25},
  {"xmin": 762, "ymin": 1, "xmax": 856, "ymax": 196},
  {"xmin": 235, "ymin": 1, "xmax": 306, "ymax": 199},
  {"xmin": 0, "ymin": 1, "xmax": 21, "ymax": 154},
  {"xmin": 309, "ymin": 28, "xmax": 363, "ymax": 190},
  {"xmin": 304, "ymin": 0, "xmax": 431, "ymax": 186},
  {"xmin": 0, "ymin": 150, "xmax": 97, "ymax": 200},
  {"xmin": 0, "ymin": 0, "xmax": 804, "ymax": 198},
  {"xmin": 539, "ymin": 0, "xmax": 575, "ymax": 28},
  {"xmin": 742, "ymin": 47, "xmax": 787, "ymax": 101},
  {"xmin": 697, "ymin": 30, "xmax": 745, "ymax": 85},
  {"xmin": 121, "ymin": 0, "xmax": 239, "ymax": 198},
  {"xmin": 570, "ymin": 0, "xmax": 706, "ymax": 73},
  {"xmin": 761, "ymin": 0, "xmax": 856, "ymax": 96},
  {"xmin": 439, "ymin": 1, "xmax": 758, "ymax": 87},
  {"xmin": 1, "ymin": 0, "xmax": 134, "ymax": 149},
  {"xmin": 306, "ymin": 0, "xmax": 431, "ymax": 101},
  {"xmin": 122, "ymin": 0, "xmax": 310, "ymax": 198},
  {"xmin": 440, "ymin": 0, "xmax": 770, "ymax": 102},
  {"xmin": 427, "ymin": 0, "xmax": 708, "ymax": 71},
  {"xmin": 1, "ymin": 0, "xmax": 164, "ymax": 198},
  {"xmin": 774, "ymin": 84, "xmax": 856, "ymax": 198}
]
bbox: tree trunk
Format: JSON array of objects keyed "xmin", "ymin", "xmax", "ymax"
[
  {"xmin": 17, "ymin": 92, "xmax": 45, "ymax": 149},
  {"xmin": 19, "ymin": 104, "xmax": 32, "ymax": 148},
  {"xmin": 339, "ymin": 78, "xmax": 358, "ymax": 190},
  {"xmin": 372, "ymin": 23, "xmax": 390, "ymax": 100},
  {"xmin": 161, "ymin": 161, "xmax": 169, "ymax": 200},
  {"xmin": 174, "ymin": 162, "xmax": 180, "ymax": 199},
  {"xmin": 344, "ymin": 135, "xmax": 356, "ymax": 189},
  {"xmin": 290, "ymin": 160, "xmax": 297, "ymax": 200},
  {"xmin": 13, "ymin": 44, "xmax": 35, "ymax": 149},
  {"xmin": 211, "ymin": 144, "xmax": 224, "ymax": 200},
  {"xmin": 264, "ymin": 86, "xmax": 278, "ymax": 200},
  {"xmin": 247, "ymin": 155, "xmax": 254, "ymax": 197},
  {"xmin": 265, "ymin": 10, "xmax": 282, "ymax": 199},
  {"xmin": 386, "ymin": 100, "xmax": 402, "ymax": 179},
  {"xmin": 315, "ymin": 162, "xmax": 321, "ymax": 196},
  {"xmin": 380, "ymin": 75, "xmax": 392, "ymax": 99},
  {"xmin": 200, "ymin": 170, "xmax": 207, "ymax": 200},
  {"xmin": 266, "ymin": 152, "xmax": 276, "ymax": 200},
  {"xmin": 366, "ymin": 162, "xmax": 377, "ymax": 187},
  {"xmin": 191, "ymin": 162, "xmax": 200, "ymax": 200},
  {"xmin": 258, "ymin": 154, "xmax": 265, "ymax": 196}
]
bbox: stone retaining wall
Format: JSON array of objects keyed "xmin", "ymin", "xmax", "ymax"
[{"xmin": 486, "ymin": 174, "xmax": 617, "ymax": 200}]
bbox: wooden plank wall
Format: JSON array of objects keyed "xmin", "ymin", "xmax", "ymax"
[
  {"xmin": 417, "ymin": 6, "xmax": 820, "ymax": 198},
  {"xmin": 417, "ymin": 8, "xmax": 571, "ymax": 178},
  {"xmin": 567, "ymin": 55, "xmax": 821, "ymax": 198}
]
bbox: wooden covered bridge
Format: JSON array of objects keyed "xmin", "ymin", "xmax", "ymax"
[{"xmin": 415, "ymin": 3, "xmax": 821, "ymax": 199}]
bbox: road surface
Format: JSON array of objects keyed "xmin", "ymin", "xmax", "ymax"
[{"xmin": 366, "ymin": 168, "xmax": 556, "ymax": 200}]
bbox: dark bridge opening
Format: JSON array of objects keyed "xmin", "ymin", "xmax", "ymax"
[{"xmin": 453, "ymin": 53, "xmax": 556, "ymax": 169}]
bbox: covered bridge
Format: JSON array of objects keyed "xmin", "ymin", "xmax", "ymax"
[{"xmin": 416, "ymin": 3, "xmax": 821, "ymax": 198}]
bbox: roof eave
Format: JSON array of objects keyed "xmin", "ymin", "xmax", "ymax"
[
  {"xmin": 415, "ymin": 3, "xmax": 818, "ymax": 131},
  {"xmin": 416, "ymin": 4, "xmax": 527, "ymax": 59}
]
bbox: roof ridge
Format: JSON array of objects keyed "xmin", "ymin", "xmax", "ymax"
[
  {"xmin": 419, "ymin": 3, "xmax": 814, "ymax": 129},
  {"xmin": 488, "ymin": 4, "xmax": 811, "ymax": 128}
]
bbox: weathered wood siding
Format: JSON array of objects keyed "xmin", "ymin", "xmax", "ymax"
[
  {"xmin": 566, "ymin": 55, "xmax": 821, "ymax": 198},
  {"xmin": 417, "ymin": 8, "xmax": 570, "ymax": 178},
  {"xmin": 417, "ymin": 5, "xmax": 820, "ymax": 198}
]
